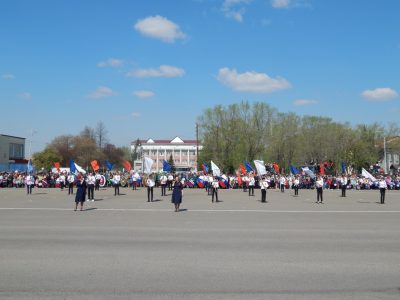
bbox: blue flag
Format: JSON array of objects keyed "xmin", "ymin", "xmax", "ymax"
[
  {"xmin": 105, "ymin": 160, "xmax": 113, "ymax": 171},
  {"xmin": 289, "ymin": 164, "xmax": 299, "ymax": 175},
  {"xmin": 163, "ymin": 160, "xmax": 171, "ymax": 172},
  {"xmin": 27, "ymin": 159, "xmax": 33, "ymax": 173},
  {"xmin": 69, "ymin": 160, "xmax": 76, "ymax": 173},
  {"xmin": 244, "ymin": 161, "xmax": 254, "ymax": 173},
  {"xmin": 341, "ymin": 161, "xmax": 346, "ymax": 174},
  {"xmin": 202, "ymin": 162, "xmax": 209, "ymax": 174}
]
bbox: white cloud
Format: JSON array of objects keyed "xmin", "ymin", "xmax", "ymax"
[
  {"xmin": 361, "ymin": 87, "xmax": 398, "ymax": 101},
  {"xmin": 217, "ymin": 67, "xmax": 290, "ymax": 93},
  {"xmin": 88, "ymin": 86, "xmax": 117, "ymax": 99},
  {"xmin": 133, "ymin": 90, "xmax": 155, "ymax": 98},
  {"xmin": 2, "ymin": 74, "xmax": 15, "ymax": 80},
  {"xmin": 131, "ymin": 112, "xmax": 141, "ymax": 118},
  {"xmin": 271, "ymin": 0, "xmax": 291, "ymax": 8},
  {"xmin": 127, "ymin": 65, "xmax": 185, "ymax": 78},
  {"xmin": 221, "ymin": 0, "xmax": 252, "ymax": 22},
  {"xmin": 18, "ymin": 92, "xmax": 31, "ymax": 100},
  {"xmin": 293, "ymin": 99, "xmax": 318, "ymax": 106},
  {"xmin": 134, "ymin": 15, "xmax": 186, "ymax": 43},
  {"xmin": 97, "ymin": 58, "xmax": 124, "ymax": 68}
]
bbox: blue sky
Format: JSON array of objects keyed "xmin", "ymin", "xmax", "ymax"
[{"xmin": 1, "ymin": 0, "xmax": 399, "ymax": 154}]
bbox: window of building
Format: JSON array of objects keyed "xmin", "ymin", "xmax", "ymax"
[{"xmin": 9, "ymin": 143, "xmax": 24, "ymax": 159}]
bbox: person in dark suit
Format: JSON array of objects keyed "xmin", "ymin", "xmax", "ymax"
[
  {"xmin": 171, "ymin": 176, "xmax": 183, "ymax": 212},
  {"xmin": 74, "ymin": 174, "xmax": 87, "ymax": 211}
]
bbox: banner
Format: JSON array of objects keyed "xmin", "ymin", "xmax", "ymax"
[
  {"xmin": 74, "ymin": 162, "xmax": 86, "ymax": 174},
  {"xmin": 302, "ymin": 167, "xmax": 316, "ymax": 179},
  {"xmin": 105, "ymin": 160, "xmax": 113, "ymax": 171},
  {"xmin": 341, "ymin": 161, "xmax": 346, "ymax": 174},
  {"xmin": 202, "ymin": 162, "xmax": 209, "ymax": 174},
  {"xmin": 239, "ymin": 164, "xmax": 247, "ymax": 175},
  {"xmin": 210, "ymin": 160, "xmax": 221, "ymax": 177},
  {"xmin": 27, "ymin": 159, "xmax": 33, "ymax": 173},
  {"xmin": 289, "ymin": 164, "xmax": 299, "ymax": 175},
  {"xmin": 54, "ymin": 162, "xmax": 61, "ymax": 172},
  {"xmin": 143, "ymin": 157, "xmax": 153, "ymax": 174},
  {"xmin": 361, "ymin": 168, "xmax": 377, "ymax": 182},
  {"xmin": 319, "ymin": 163, "xmax": 325, "ymax": 175},
  {"xmin": 244, "ymin": 160, "xmax": 254, "ymax": 173},
  {"xmin": 122, "ymin": 160, "xmax": 132, "ymax": 172},
  {"xmin": 163, "ymin": 160, "xmax": 171, "ymax": 172},
  {"xmin": 91, "ymin": 160, "xmax": 100, "ymax": 172},
  {"xmin": 254, "ymin": 160, "xmax": 267, "ymax": 176},
  {"xmin": 69, "ymin": 160, "xmax": 77, "ymax": 174},
  {"xmin": 272, "ymin": 163, "xmax": 280, "ymax": 174}
]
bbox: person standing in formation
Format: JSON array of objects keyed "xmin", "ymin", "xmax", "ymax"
[
  {"xmin": 59, "ymin": 172, "xmax": 66, "ymax": 190},
  {"xmin": 293, "ymin": 175, "xmax": 300, "ymax": 196},
  {"xmin": 340, "ymin": 174, "xmax": 348, "ymax": 197},
  {"xmin": 25, "ymin": 173, "xmax": 35, "ymax": 195},
  {"xmin": 211, "ymin": 176, "xmax": 219, "ymax": 203},
  {"xmin": 248, "ymin": 173, "xmax": 255, "ymax": 196},
  {"xmin": 378, "ymin": 176, "xmax": 387, "ymax": 204},
  {"xmin": 279, "ymin": 175, "xmax": 286, "ymax": 193},
  {"xmin": 260, "ymin": 176, "xmax": 269, "ymax": 203},
  {"xmin": 74, "ymin": 174, "xmax": 87, "ymax": 211},
  {"xmin": 160, "ymin": 173, "xmax": 167, "ymax": 196},
  {"xmin": 316, "ymin": 176, "xmax": 324, "ymax": 203},
  {"xmin": 67, "ymin": 172, "xmax": 75, "ymax": 195},
  {"xmin": 86, "ymin": 172, "xmax": 96, "ymax": 201},
  {"xmin": 207, "ymin": 174, "xmax": 213, "ymax": 195},
  {"xmin": 167, "ymin": 173, "xmax": 173, "ymax": 191},
  {"xmin": 146, "ymin": 174, "xmax": 155, "ymax": 202},
  {"xmin": 95, "ymin": 172, "xmax": 101, "ymax": 191},
  {"xmin": 242, "ymin": 173, "xmax": 249, "ymax": 192},
  {"xmin": 171, "ymin": 175, "xmax": 183, "ymax": 212},
  {"xmin": 113, "ymin": 172, "xmax": 121, "ymax": 196},
  {"xmin": 131, "ymin": 172, "xmax": 137, "ymax": 190}
]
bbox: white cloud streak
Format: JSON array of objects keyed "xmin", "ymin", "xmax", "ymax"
[
  {"xmin": 18, "ymin": 92, "xmax": 32, "ymax": 100},
  {"xmin": 361, "ymin": 87, "xmax": 398, "ymax": 101},
  {"xmin": 134, "ymin": 15, "xmax": 186, "ymax": 43},
  {"xmin": 293, "ymin": 99, "xmax": 318, "ymax": 106},
  {"xmin": 131, "ymin": 112, "xmax": 141, "ymax": 118},
  {"xmin": 88, "ymin": 86, "xmax": 117, "ymax": 99},
  {"xmin": 271, "ymin": 0, "xmax": 291, "ymax": 8},
  {"xmin": 221, "ymin": 0, "xmax": 252, "ymax": 22},
  {"xmin": 217, "ymin": 67, "xmax": 290, "ymax": 93},
  {"xmin": 133, "ymin": 90, "xmax": 155, "ymax": 98},
  {"xmin": 2, "ymin": 74, "xmax": 15, "ymax": 80},
  {"xmin": 127, "ymin": 65, "xmax": 185, "ymax": 78},
  {"xmin": 97, "ymin": 58, "xmax": 124, "ymax": 68}
]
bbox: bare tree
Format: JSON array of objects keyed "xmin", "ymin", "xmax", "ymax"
[{"xmin": 95, "ymin": 121, "xmax": 108, "ymax": 149}]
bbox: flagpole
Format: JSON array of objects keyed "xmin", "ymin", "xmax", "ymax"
[{"xmin": 196, "ymin": 123, "xmax": 199, "ymax": 172}]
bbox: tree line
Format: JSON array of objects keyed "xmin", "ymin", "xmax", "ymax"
[
  {"xmin": 197, "ymin": 101, "xmax": 400, "ymax": 174},
  {"xmin": 32, "ymin": 122, "xmax": 131, "ymax": 171}
]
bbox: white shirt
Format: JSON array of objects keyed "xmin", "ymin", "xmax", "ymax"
[
  {"xmin": 280, "ymin": 177, "xmax": 286, "ymax": 185},
  {"xmin": 168, "ymin": 175, "xmax": 173, "ymax": 181},
  {"xmin": 249, "ymin": 177, "xmax": 255, "ymax": 186},
  {"xmin": 160, "ymin": 175, "xmax": 167, "ymax": 184},
  {"xmin": 25, "ymin": 175, "xmax": 34, "ymax": 185},
  {"xmin": 67, "ymin": 174, "xmax": 75, "ymax": 183},
  {"xmin": 260, "ymin": 179, "xmax": 269, "ymax": 190},
  {"xmin": 212, "ymin": 180, "xmax": 219, "ymax": 188},
  {"xmin": 86, "ymin": 175, "xmax": 96, "ymax": 185},
  {"xmin": 378, "ymin": 180, "xmax": 387, "ymax": 189},
  {"xmin": 59, "ymin": 175, "xmax": 66, "ymax": 183},
  {"xmin": 113, "ymin": 175, "xmax": 121, "ymax": 184},
  {"xmin": 316, "ymin": 178, "xmax": 324, "ymax": 188},
  {"xmin": 146, "ymin": 178, "xmax": 155, "ymax": 187},
  {"xmin": 294, "ymin": 179, "xmax": 300, "ymax": 186}
]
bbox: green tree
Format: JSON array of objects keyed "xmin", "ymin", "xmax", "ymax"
[
  {"xmin": 168, "ymin": 154, "xmax": 176, "ymax": 173},
  {"xmin": 32, "ymin": 147, "xmax": 62, "ymax": 171}
]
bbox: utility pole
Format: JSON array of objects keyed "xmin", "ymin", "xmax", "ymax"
[
  {"xmin": 196, "ymin": 123, "xmax": 199, "ymax": 171},
  {"xmin": 383, "ymin": 136, "xmax": 387, "ymax": 174}
]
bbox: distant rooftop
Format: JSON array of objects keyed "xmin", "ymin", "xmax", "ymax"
[
  {"xmin": 0, "ymin": 134, "xmax": 26, "ymax": 140},
  {"xmin": 131, "ymin": 136, "xmax": 197, "ymax": 145}
]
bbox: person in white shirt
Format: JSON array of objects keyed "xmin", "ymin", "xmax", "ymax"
[
  {"xmin": 25, "ymin": 173, "xmax": 35, "ymax": 194},
  {"xmin": 248, "ymin": 174, "xmax": 255, "ymax": 196},
  {"xmin": 260, "ymin": 176, "xmax": 269, "ymax": 203},
  {"xmin": 242, "ymin": 174, "xmax": 249, "ymax": 192},
  {"xmin": 160, "ymin": 173, "xmax": 168, "ymax": 196},
  {"xmin": 279, "ymin": 176, "xmax": 286, "ymax": 193},
  {"xmin": 315, "ymin": 176, "xmax": 324, "ymax": 203},
  {"xmin": 167, "ymin": 173, "xmax": 174, "ymax": 191},
  {"xmin": 112, "ymin": 172, "xmax": 121, "ymax": 196},
  {"xmin": 293, "ymin": 176, "xmax": 300, "ymax": 196},
  {"xmin": 211, "ymin": 177, "xmax": 219, "ymax": 203},
  {"xmin": 86, "ymin": 172, "xmax": 96, "ymax": 201},
  {"xmin": 146, "ymin": 174, "xmax": 155, "ymax": 202},
  {"xmin": 95, "ymin": 172, "xmax": 101, "ymax": 191},
  {"xmin": 378, "ymin": 177, "xmax": 387, "ymax": 204},
  {"xmin": 131, "ymin": 172, "xmax": 138, "ymax": 190},
  {"xmin": 67, "ymin": 173, "xmax": 75, "ymax": 195},
  {"xmin": 59, "ymin": 173, "xmax": 66, "ymax": 190},
  {"xmin": 208, "ymin": 175, "xmax": 213, "ymax": 195},
  {"xmin": 340, "ymin": 175, "xmax": 348, "ymax": 197}
]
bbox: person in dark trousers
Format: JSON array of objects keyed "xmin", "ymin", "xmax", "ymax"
[
  {"xmin": 160, "ymin": 173, "xmax": 167, "ymax": 196},
  {"xmin": 67, "ymin": 173, "xmax": 75, "ymax": 195},
  {"xmin": 248, "ymin": 174, "xmax": 255, "ymax": 196},
  {"xmin": 74, "ymin": 174, "xmax": 87, "ymax": 211},
  {"xmin": 260, "ymin": 176, "xmax": 269, "ymax": 203},
  {"xmin": 316, "ymin": 176, "xmax": 324, "ymax": 203},
  {"xmin": 341, "ymin": 175, "xmax": 348, "ymax": 197},
  {"xmin": 211, "ymin": 177, "xmax": 219, "ymax": 202},
  {"xmin": 293, "ymin": 176, "xmax": 300, "ymax": 196},
  {"xmin": 112, "ymin": 172, "xmax": 121, "ymax": 196},
  {"xmin": 25, "ymin": 173, "xmax": 35, "ymax": 194},
  {"xmin": 86, "ymin": 172, "xmax": 95, "ymax": 201},
  {"xmin": 171, "ymin": 176, "xmax": 183, "ymax": 212},
  {"xmin": 378, "ymin": 177, "xmax": 387, "ymax": 204},
  {"xmin": 146, "ymin": 175, "xmax": 155, "ymax": 202}
]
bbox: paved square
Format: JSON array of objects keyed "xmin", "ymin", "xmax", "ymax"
[{"xmin": 1, "ymin": 187, "xmax": 399, "ymax": 299}]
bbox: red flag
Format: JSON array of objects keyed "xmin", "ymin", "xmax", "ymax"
[
  {"xmin": 236, "ymin": 171, "xmax": 243, "ymax": 186},
  {"xmin": 90, "ymin": 160, "xmax": 100, "ymax": 172},
  {"xmin": 54, "ymin": 162, "xmax": 60, "ymax": 172},
  {"xmin": 320, "ymin": 163, "xmax": 325, "ymax": 175},
  {"xmin": 273, "ymin": 163, "xmax": 280, "ymax": 174},
  {"xmin": 122, "ymin": 160, "xmax": 132, "ymax": 172},
  {"xmin": 239, "ymin": 164, "xmax": 247, "ymax": 175}
]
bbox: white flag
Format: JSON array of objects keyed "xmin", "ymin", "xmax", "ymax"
[
  {"xmin": 254, "ymin": 160, "xmax": 267, "ymax": 176},
  {"xmin": 74, "ymin": 162, "xmax": 86, "ymax": 174},
  {"xmin": 361, "ymin": 168, "xmax": 376, "ymax": 182},
  {"xmin": 302, "ymin": 167, "xmax": 315, "ymax": 179},
  {"xmin": 143, "ymin": 157, "xmax": 154, "ymax": 174},
  {"xmin": 210, "ymin": 160, "xmax": 221, "ymax": 177}
]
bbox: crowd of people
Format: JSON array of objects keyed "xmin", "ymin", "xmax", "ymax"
[{"xmin": 1, "ymin": 169, "xmax": 399, "ymax": 210}]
